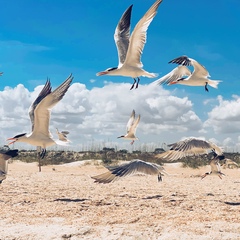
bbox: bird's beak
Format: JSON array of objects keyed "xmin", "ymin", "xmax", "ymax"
[
  {"xmin": 7, "ymin": 138, "xmax": 17, "ymax": 145},
  {"xmin": 169, "ymin": 81, "xmax": 177, "ymax": 85},
  {"xmin": 96, "ymin": 71, "xmax": 107, "ymax": 76}
]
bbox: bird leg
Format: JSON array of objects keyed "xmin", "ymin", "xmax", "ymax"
[
  {"xmin": 135, "ymin": 77, "xmax": 140, "ymax": 89},
  {"xmin": 37, "ymin": 148, "xmax": 46, "ymax": 172},
  {"xmin": 158, "ymin": 173, "xmax": 163, "ymax": 182},
  {"xmin": 130, "ymin": 140, "xmax": 135, "ymax": 145},
  {"xmin": 201, "ymin": 172, "xmax": 210, "ymax": 180},
  {"xmin": 205, "ymin": 82, "xmax": 209, "ymax": 92},
  {"xmin": 218, "ymin": 172, "xmax": 225, "ymax": 179},
  {"xmin": 130, "ymin": 78, "xmax": 136, "ymax": 90}
]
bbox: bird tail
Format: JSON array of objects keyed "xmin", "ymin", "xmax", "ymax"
[{"xmin": 208, "ymin": 80, "xmax": 222, "ymax": 89}]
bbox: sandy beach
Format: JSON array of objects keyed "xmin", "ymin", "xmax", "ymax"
[{"xmin": 0, "ymin": 160, "xmax": 240, "ymax": 240}]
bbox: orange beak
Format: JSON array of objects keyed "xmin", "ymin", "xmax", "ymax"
[
  {"xmin": 96, "ymin": 71, "xmax": 107, "ymax": 76},
  {"xmin": 7, "ymin": 138, "xmax": 17, "ymax": 145},
  {"xmin": 169, "ymin": 81, "xmax": 177, "ymax": 85}
]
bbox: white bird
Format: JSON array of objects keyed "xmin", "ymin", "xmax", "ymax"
[
  {"xmin": 92, "ymin": 159, "xmax": 168, "ymax": 183},
  {"xmin": 155, "ymin": 55, "xmax": 222, "ymax": 92},
  {"xmin": 0, "ymin": 145, "xmax": 18, "ymax": 184},
  {"xmin": 156, "ymin": 138, "xmax": 225, "ymax": 179},
  {"xmin": 7, "ymin": 74, "xmax": 73, "ymax": 159},
  {"xmin": 201, "ymin": 157, "xmax": 225, "ymax": 180},
  {"xmin": 56, "ymin": 128, "xmax": 70, "ymax": 143},
  {"xmin": 96, "ymin": 0, "xmax": 162, "ymax": 90},
  {"xmin": 156, "ymin": 138, "xmax": 224, "ymax": 161},
  {"xmin": 118, "ymin": 109, "xmax": 140, "ymax": 145}
]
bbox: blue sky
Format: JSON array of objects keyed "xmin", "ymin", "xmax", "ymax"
[{"xmin": 1, "ymin": 0, "xmax": 240, "ymax": 152}]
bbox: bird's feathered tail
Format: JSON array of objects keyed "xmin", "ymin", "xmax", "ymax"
[{"xmin": 208, "ymin": 80, "xmax": 222, "ymax": 89}]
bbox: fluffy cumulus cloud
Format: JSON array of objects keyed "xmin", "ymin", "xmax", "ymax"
[
  {"xmin": 204, "ymin": 95, "xmax": 240, "ymax": 134},
  {"xmin": 1, "ymin": 81, "xmax": 239, "ymax": 151}
]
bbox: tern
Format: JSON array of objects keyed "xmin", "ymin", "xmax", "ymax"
[
  {"xmin": 118, "ymin": 109, "xmax": 140, "ymax": 145},
  {"xmin": 156, "ymin": 138, "xmax": 224, "ymax": 161},
  {"xmin": 201, "ymin": 157, "xmax": 225, "ymax": 180},
  {"xmin": 92, "ymin": 159, "xmax": 168, "ymax": 183},
  {"xmin": 56, "ymin": 128, "xmax": 70, "ymax": 143},
  {"xmin": 155, "ymin": 55, "xmax": 221, "ymax": 92},
  {"xmin": 96, "ymin": 0, "xmax": 162, "ymax": 90},
  {"xmin": 0, "ymin": 145, "xmax": 18, "ymax": 184},
  {"xmin": 7, "ymin": 74, "xmax": 73, "ymax": 159},
  {"xmin": 156, "ymin": 138, "xmax": 225, "ymax": 179}
]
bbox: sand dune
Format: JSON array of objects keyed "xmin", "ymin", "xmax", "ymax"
[{"xmin": 0, "ymin": 160, "xmax": 240, "ymax": 240}]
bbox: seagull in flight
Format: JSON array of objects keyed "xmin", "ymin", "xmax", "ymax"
[
  {"xmin": 156, "ymin": 138, "xmax": 224, "ymax": 161},
  {"xmin": 7, "ymin": 74, "xmax": 73, "ymax": 159},
  {"xmin": 154, "ymin": 56, "xmax": 221, "ymax": 92},
  {"xmin": 201, "ymin": 155, "xmax": 225, "ymax": 180},
  {"xmin": 117, "ymin": 109, "xmax": 140, "ymax": 145},
  {"xmin": 92, "ymin": 159, "xmax": 168, "ymax": 183},
  {"xmin": 96, "ymin": 0, "xmax": 162, "ymax": 90},
  {"xmin": 56, "ymin": 128, "xmax": 70, "ymax": 143},
  {"xmin": 156, "ymin": 138, "xmax": 225, "ymax": 179},
  {"xmin": 0, "ymin": 145, "xmax": 18, "ymax": 184}
]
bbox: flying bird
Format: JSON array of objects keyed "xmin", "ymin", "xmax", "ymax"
[
  {"xmin": 0, "ymin": 72, "xmax": 3, "ymax": 76},
  {"xmin": 156, "ymin": 138, "xmax": 224, "ymax": 161},
  {"xmin": 0, "ymin": 145, "xmax": 18, "ymax": 184},
  {"xmin": 96, "ymin": 0, "xmax": 162, "ymax": 90},
  {"xmin": 118, "ymin": 110, "xmax": 140, "ymax": 145},
  {"xmin": 7, "ymin": 74, "xmax": 73, "ymax": 159},
  {"xmin": 92, "ymin": 159, "xmax": 168, "ymax": 183},
  {"xmin": 154, "ymin": 56, "xmax": 221, "ymax": 92},
  {"xmin": 156, "ymin": 138, "xmax": 225, "ymax": 179},
  {"xmin": 56, "ymin": 128, "xmax": 70, "ymax": 143},
  {"xmin": 201, "ymin": 157, "xmax": 225, "ymax": 180}
]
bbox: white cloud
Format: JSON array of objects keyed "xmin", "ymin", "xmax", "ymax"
[
  {"xmin": 204, "ymin": 95, "xmax": 240, "ymax": 134},
  {"xmin": 1, "ymin": 81, "xmax": 239, "ymax": 152}
]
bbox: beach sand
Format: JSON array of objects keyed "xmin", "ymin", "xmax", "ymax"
[{"xmin": 0, "ymin": 160, "xmax": 240, "ymax": 240}]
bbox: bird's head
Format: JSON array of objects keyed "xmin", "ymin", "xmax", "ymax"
[
  {"xmin": 96, "ymin": 67, "xmax": 118, "ymax": 76},
  {"xmin": 117, "ymin": 135, "xmax": 125, "ymax": 139},
  {"xmin": 169, "ymin": 77, "xmax": 185, "ymax": 85},
  {"xmin": 7, "ymin": 133, "xmax": 27, "ymax": 145}
]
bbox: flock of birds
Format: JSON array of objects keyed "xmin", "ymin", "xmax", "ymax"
[{"xmin": 1, "ymin": 0, "xmax": 237, "ymax": 185}]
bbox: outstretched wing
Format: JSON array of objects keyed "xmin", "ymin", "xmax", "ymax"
[
  {"xmin": 156, "ymin": 138, "xmax": 223, "ymax": 161},
  {"xmin": 114, "ymin": 5, "xmax": 133, "ymax": 67},
  {"xmin": 154, "ymin": 65, "xmax": 191, "ymax": 85},
  {"xmin": 92, "ymin": 159, "xmax": 166, "ymax": 183}
]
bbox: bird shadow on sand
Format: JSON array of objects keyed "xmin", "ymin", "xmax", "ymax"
[
  {"xmin": 224, "ymin": 201, "xmax": 240, "ymax": 206},
  {"xmin": 142, "ymin": 194, "xmax": 163, "ymax": 200},
  {"xmin": 53, "ymin": 198, "xmax": 89, "ymax": 202}
]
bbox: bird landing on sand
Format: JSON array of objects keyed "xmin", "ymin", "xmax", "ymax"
[
  {"xmin": 96, "ymin": 0, "xmax": 162, "ymax": 90},
  {"xmin": 117, "ymin": 109, "xmax": 140, "ymax": 145},
  {"xmin": 91, "ymin": 159, "xmax": 168, "ymax": 184},
  {"xmin": 154, "ymin": 55, "xmax": 221, "ymax": 92},
  {"xmin": 156, "ymin": 138, "xmax": 225, "ymax": 180}
]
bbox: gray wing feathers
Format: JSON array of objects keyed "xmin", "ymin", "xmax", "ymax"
[
  {"xmin": 114, "ymin": 5, "xmax": 132, "ymax": 66},
  {"xmin": 157, "ymin": 138, "xmax": 223, "ymax": 161},
  {"xmin": 154, "ymin": 66, "xmax": 191, "ymax": 85},
  {"xmin": 92, "ymin": 159, "xmax": 165, "ymax": 183},
  {"xmin": 29, "ymin": 79, "xmax": 52, "ymax": 131}
]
